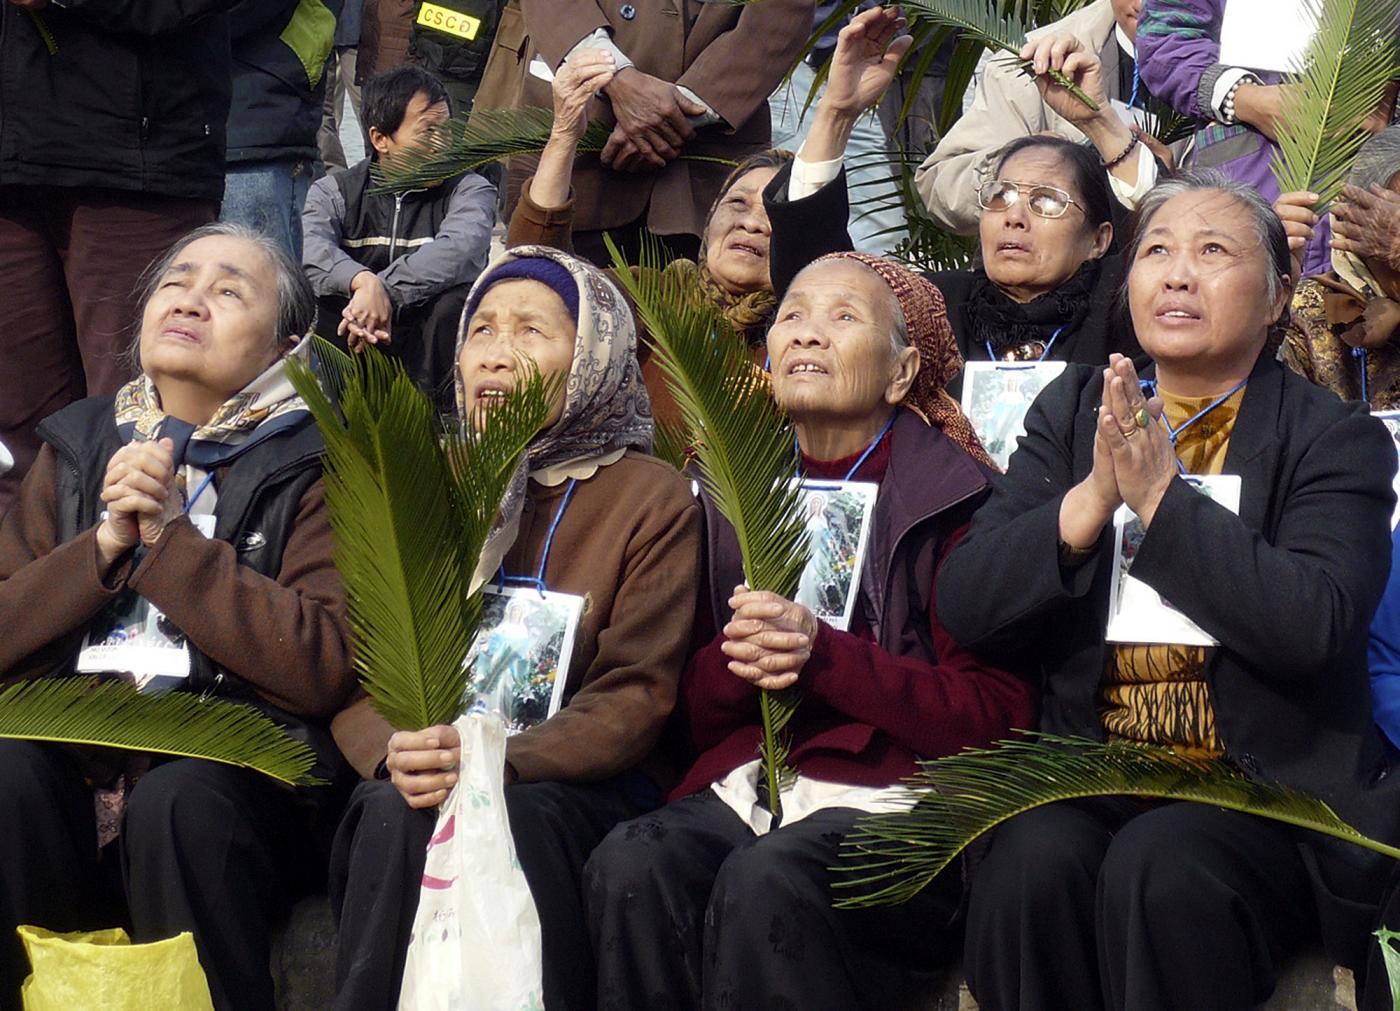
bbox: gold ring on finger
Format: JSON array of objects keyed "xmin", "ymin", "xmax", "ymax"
[
  {"xmin": 1134, "ymin": 407, "xmax": 1152, "ymax": 429},
  {"xmin": 1119, "ymin": 423, "xmax": 1139, "ymax": 439}
]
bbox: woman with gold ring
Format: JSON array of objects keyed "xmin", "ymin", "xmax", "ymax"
[{"xmin": 939, "ymin": 171, "xmax": 1400, "ymax": 1011}]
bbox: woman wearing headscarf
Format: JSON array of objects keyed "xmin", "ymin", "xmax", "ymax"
[
  {"xmin": 581, "ymin": 252, "xmax": 1036, "ymax": 1011},
  {"xmin": 1275, "ymin": 127, "xmax": 1400, "ymax": 409},
  {"xmin": 506, "ymin": 48, "xmax": 790, "ymax": 429},
  {"xmin": 938, "ymin": 172, "xmax": 1399, "ymax": 1010},
  {"xmin": 328, "ymin": 245, "xmax": 702, "ymax": 1011},
  {"xmin": 0, "ymin": 222, "xmax": 354, "ymax": 1011},
  {"xmin": 765, "ymin": 8, "xmax": 1145, "ymax": 396}
]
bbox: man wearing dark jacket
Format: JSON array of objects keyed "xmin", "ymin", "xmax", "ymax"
[
  {"xmin": 222, "ymin": 0, "xmax": 342, "ymax": 258},
  {"xmin": 302, "ymin": 65, "xmax": 495, "ymax": 405},
  {"xmin": 0, "ymin": 0, "xmax": 236, "ymax": 518}
]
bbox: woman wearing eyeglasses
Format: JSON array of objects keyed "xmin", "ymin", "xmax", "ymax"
[{"xmin": 763, "ymin": 9, "xmax": 1150, "ymax": 391}]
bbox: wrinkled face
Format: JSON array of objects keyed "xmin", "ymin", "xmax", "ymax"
[
  {"xmin": 139, "ymin": 234, "xmax": 284, "ymax": 401},
  {"xmin": 458, "ymin": 279, "xmax": 576, "ymax": 428},
  {"xmin": 767, "ymin": 259, "xmax": 915, "ymax": 424},
  {"xmin": 703, "ymin": 167, "xmax": 779, "ymax": 296},
  {"xmin": 1111, "ymin": 0, "xmax": 1141, "ymax": 40},
  {"xmin": 979, "ymin": 148, "xmax": 1112, "ymax": 303},
  {"xmin": 372, "ymin": 90, "xmax": 450, "ymax": 165},
  {"xmin": 1128, "ymin": 190, "xmax": 1288, "ymax": 376}
]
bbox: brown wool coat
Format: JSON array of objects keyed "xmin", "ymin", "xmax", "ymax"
[
  {"xmin": 0, "ymin": 446, "xmax": 355, "ymax": 720},
  {"xmin": 513, "ymin": 0, "xmax": 811, "ymax": 238},
  {"xmin": 331, "ymin": 450, "xmax": 702, "ymax": 784}
]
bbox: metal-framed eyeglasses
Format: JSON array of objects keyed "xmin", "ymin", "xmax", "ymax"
[{"xmin": 976, "ymin": 179, "xmax": 1085, "ymax": 219}]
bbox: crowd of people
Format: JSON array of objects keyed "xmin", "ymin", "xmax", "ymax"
[{"xmin": 4, "ymin": 0, "xmax": 1400, "ymax": 1009}]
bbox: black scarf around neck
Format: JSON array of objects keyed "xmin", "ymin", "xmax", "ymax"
[{"xmin": 969, "ymin": 257, "xmax": 1103, "ymax": 360}]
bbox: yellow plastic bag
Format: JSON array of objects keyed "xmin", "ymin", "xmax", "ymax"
[{"xmin": 19, "ymin": 925, "xmax": 215, "ymax": 1011}]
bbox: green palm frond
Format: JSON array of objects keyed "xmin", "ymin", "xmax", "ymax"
[
  {"xmin": 1271, "ymin": 0, "xmax": 1400, "ymax": 209},
  {"xmin": 287, "ymin": 339, "xmax": 556, "ymax": 730},
  {"xmin": 0, "ymin": 678, "xmax": 319, "ymax": 786},
  {"xmin": 899, "ymin": 0, "xmax": 1098, "ymax": 111},
  {"xmin": 372, "ymin": 106, "xmax": 739, "ymax": 194},
  {"xmin": 606, "ymin": 239, "xmax": 809, "ymax": 821},
  {"xmin": 1375, "ymin": 928, "xmax": 1400, "ymax": 1009},
  {"xmin": 847, "ymin": 147, "xmax": 980, "ymax": 271},
  {"xmin": 834, "ymin": 734, "xmax": 1400, "ymax": 908},
  {"xmin": 1141, "ymin": 94, "xmax": 1197, "ymax": 147},
  {"xmin": 650, "ymin": 415, "xmax": 695, "ymax": 472}
]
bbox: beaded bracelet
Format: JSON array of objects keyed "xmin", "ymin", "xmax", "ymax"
[
  {"xmin": 1101, "ymin": 131, "xmax": 1141, "ymax": 171},
  {"xmin": 1222, "ymin": 73, "xmax": 1261, "ymax": 126}
]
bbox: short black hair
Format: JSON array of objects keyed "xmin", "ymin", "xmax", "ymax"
[
  {"xmin": 993, "ymin": 135, "xmax": 1115, "ymax": 231},
  {"xmin": 362, "ymin": 66, "xmax": 451, "ymax": 139}
]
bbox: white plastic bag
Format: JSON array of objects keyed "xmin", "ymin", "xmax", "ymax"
[{"xmin": 396, "ymin": 712, "xmax": 544, "ymax": 1011}]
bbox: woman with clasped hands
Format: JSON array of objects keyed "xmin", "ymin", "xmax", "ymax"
[{"xmin": 938, "ymin": 172, "xmax": 1400, "ymax": 1011}]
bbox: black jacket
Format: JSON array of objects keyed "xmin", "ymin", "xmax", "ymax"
[
  {"xmin": 0, "ymin": 1, "xmax": 236, "ymax": 200},
  {"xmin": 227, "ymin": 0, "xmax": 342, "ymax": 164},
  {"xmin": 37, "ymin": 396, "xmax": 347, "ymax": 782},
  {"xmin": 762, "ymin": 163, "xmax": 1144, "ymax": 395},
  {"xmin": 937, "ymin": 355, "xmax": 1400, "ymax": 969}
]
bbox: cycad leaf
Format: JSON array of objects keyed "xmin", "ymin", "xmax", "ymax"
[
  {"xmin": 834, "ymin": 734, "xmax": 1400, "ymax": 908},
  {"xmin": 651, "ymin": 415, "xmax": 695, "ymax": 472},
  {"xmin": 372, "ymin": 106, "xmax": 738, "ymax": 195},
  {"xmin": 606, "ymin": 238, "xmax": 809, "ymax": 820},
  {"xmin": 1271, "ymin": 0, "xmax": 1400, "ymax": 208},
  {"xmin": 287, "ymin": 339, "xmax": 556, "ymax": 730},
  {"xmin": 0, "ymin": 678, "xmax": 319, "ymax": 786},
  {"xmin": 899, "ymin": 0, "xmax": 1098, "ymax": 110},
  {"xmin": 846, "ymin": 146, "xmax": 979, "ymax": 270}
]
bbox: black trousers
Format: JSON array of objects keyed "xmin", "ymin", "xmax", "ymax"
[
  {"xmin": 0, "ymin": 740, "xmax": 319, "ymax": 1011},
  {"xmin": 964, "ymin": 798, "xmax": 1315, "ymax": 1011},
  {"xmin": 329, "ymin": 776, "xmax": 646, "ymax": 1011},
  {"xmin": 582, "ymin": 790, "xmax": 963, "ymax": 1011},
  {"xmin": 316, "ymin": 282, "xmax": 472, "ymax": 413}
]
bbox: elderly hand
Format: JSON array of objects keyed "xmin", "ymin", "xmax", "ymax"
[
  {"xmin": 1332, "ymin": 184, "xmax": 1400, "ymax": 271},
  {"xmin": 1272, "ymin": 190, "xmax": 1320, "ymax": 283},
  {"xmin": 1232, "ymin": 82, "xmax": 1290, "ymax": 142},
  {"xmin": 387, "ymin": 725, "xmax": 461, "ymax": 809},
  {"xmin": 551, "ymin": 48, "xmax": 615, "ymax": 144},
  {"xmin": 1020, "ymin": 33, "xmax": 1111, "ymax": 128},
  {"xmin": 601, "ymin": 66, "xmax": 706, "ymax": 169},
  {"xmin": 1100, "ymin": 355, "xmax": 1174, "ymax": 525},
  {"xmin": 1058, "ymin": 367, "xmax": 1125, "ymax": 549},
  {"xmin": 719, "ymin": 585, "xmax": 818, "ymax": 691},
  {"xmin": 821, "ymin": 7, "xmax": 913, "ymax": 118},
  {"xmin": 599, "ymin": 125, "xmax": 667, "ymax": 174},
  {"xmin": 341, "ymin": 271, "xmax": 392, "ymax": 350},
  {"xmin": 97, "ymin": 438, "xmax": 183, "ymax": 565}
]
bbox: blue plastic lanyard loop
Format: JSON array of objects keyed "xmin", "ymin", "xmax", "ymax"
[
  {"xmin": 184, "ymin": 471, "xmax": 215, "ymax": 514},
  {"xmin": 986, "ymin": 326, "xmax": 1064, "ymax": 364},
  {"xmin": 1354, "ymin": 347, "xmax": 1370, "ymax": 405},
  {"xmin": 792, "ymin": 413, "xmax": 896, "ymax": 482},
  {"xmin": 1145, "ymin": 377, "xmax": 1248, "ymax": 475},
  {"xmin": 495, "ymin": 478, "xmax": 578, "ymax": 597}
]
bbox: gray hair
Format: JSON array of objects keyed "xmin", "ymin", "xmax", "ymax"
[
  {"xmin": 1123, "ymin": 170, "xmax": 1293, "ymax": 327},
  {"xmin": 128, "ymin": 222, "xmax": 316, "ymax": 370},
  {"xmin": 1350, "ymin": 125, "xmax": 1400, "ymax": 192}
]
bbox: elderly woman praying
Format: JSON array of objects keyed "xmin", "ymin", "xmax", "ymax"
[
  {"xmin": 939, "ymin": 172, "xmax": 1400, "ymax": 1011},
  {"xmin": 581, "ymin": 252, "xmax": 1034, "ymax": 1011}
]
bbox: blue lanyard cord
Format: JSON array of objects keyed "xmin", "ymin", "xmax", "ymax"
[
  {"xmin": 792, "ymin": 413, "xmax": 896, "ymax": 481},
  {"xmin": 986, "ymin": 326, "xmax": 1064, "ymax": 364},
  {"xmin": 1355, "ymin": 347, "xmax": 1370, "ymax": 405},
  {"xmin": 1154, "ymin": 377, "xmax": 1249, "ymax": 475},
  {"xmin": 184, "ymin": 471, "xmax": 215, "ymax": 514},
  {"xmin": 495, "ymin": 478, "xmax": 579, "ymax": 597},
  {"xmin": 1129, "ymin": 64, "xmax": 1141, "ymax": 109}
]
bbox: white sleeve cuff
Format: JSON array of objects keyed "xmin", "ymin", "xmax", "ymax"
[
  {"xmin": 1107, "ymin": 143, "xmax": 1157, "ymax": 209},
  {"xmin": 1210, "ymin": 67, "xmax": 1254, "ymax": 120},
  {"xmin": 676, "ymin": 85, "xmax": 721, "ymax": 128},
  {"xmin": 788, "ymin": 153, "xmax": 843, "ymax": 201},
  {"xmin": 565, "ymin": 29, "xmax": 633, "ymax": 72}
]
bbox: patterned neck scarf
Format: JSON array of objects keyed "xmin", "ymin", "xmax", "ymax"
[
  {"xmin": 459, "ymin": 246, "xmax": 654, "ymax": 589},
  {"xmin": 676, "ymin": 256, "xmax": 778, "ymax": 348},
  {"xmin": 811, "ymin": 252, "xmax": 994, "ymax": 469},
  {"xmin": 113, "ymin": 335, "xmax": 312, "ymax": 471}
]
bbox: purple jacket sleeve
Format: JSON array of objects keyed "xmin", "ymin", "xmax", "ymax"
[{"xmin": 1136, "ymin": 0, "xmax": 1225, "ymax": 118}]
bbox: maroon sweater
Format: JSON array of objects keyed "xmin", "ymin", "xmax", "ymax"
[{"xmin": 670, "ymin": 434, "xmax": 1036, "ymax": 802}]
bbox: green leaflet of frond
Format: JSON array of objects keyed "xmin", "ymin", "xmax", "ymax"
[
  {"xmin": 371, "ymin": 107, "xmax": 737, "ymax": 194},
  {"xmin": 289, "ymin": 342, "xmax": 471, "ymax": 730},
  {"xmin": 605, "ymin": 237, "xmax": 809, "ymax": 818},
  {"xmin": 900, "ymin": 0, "xmax": 1098, "ymax": 109},
  {"xmin": 0, "ymin": 678, "xmax": 319, "ymax": 786},
  {"xmin": 651, "ymin": 415, "xmax": 695, "ymax": 472},
  {"xmin": 1374, "ymin": 928, "xmax": 1400, "ymax": 1010},
  {"xmin": 1271, "ymin": 0, "xmax": 1400, "ymax": 209},
  {"xmin": 831, "ymin": 734, "xmax": 1400, "ymax": 908},
  {"xmin": 1140, "ymin": 95, "xmax": 1197, "ymax": 146}
]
